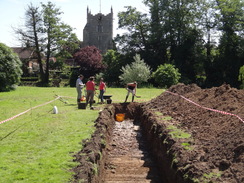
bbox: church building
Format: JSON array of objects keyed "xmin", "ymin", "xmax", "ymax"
[{"xmin": 82, "ymin": 7, "xmax": 113, "ymax": 54}]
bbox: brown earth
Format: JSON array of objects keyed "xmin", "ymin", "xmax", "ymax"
[{"xmin": 72, "ymin": 83, "xmax": 244, "ymax": 183}]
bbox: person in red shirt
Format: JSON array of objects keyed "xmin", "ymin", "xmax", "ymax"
[
  {"xmin": 86, "ymin": 76, "xmax": 96, "ymax": 109},
  {"xmin": 99, "ymin": 78, "xmax": 106, "ymax": 104}
]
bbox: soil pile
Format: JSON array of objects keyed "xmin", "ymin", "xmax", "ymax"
[{"xmin": 145, "ymin": 83, "xmax": 244, "ymax": 182}]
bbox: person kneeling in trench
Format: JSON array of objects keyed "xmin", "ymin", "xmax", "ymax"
[{"xmin": 124, "ymin": 81, "xmax": 137, "ymax": 102}]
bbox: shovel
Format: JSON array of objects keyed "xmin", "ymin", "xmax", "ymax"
[{"xmin": 135, "ymin": 95, "xmax": 141, "ymax": 98}]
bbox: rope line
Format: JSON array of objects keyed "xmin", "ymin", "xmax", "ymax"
[
  {"xmin": 165, "ymin": 91, "xmax": 244, "ymax": 123},
  {"xmin": 0, "ymin": 96, "xmax": 60, "ymax": 125}
]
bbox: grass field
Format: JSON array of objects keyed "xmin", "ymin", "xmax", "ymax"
[{"xmin": 0, "ymin": 86, "xmax": 163, "ymax": 183}]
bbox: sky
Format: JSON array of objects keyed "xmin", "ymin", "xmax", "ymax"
[{"xmin": 0, "ymin": 0, "xmax": 148, "ymax": 47}]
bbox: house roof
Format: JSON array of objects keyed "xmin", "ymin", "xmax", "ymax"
[{"xmin": 12, "ymin": 47, "xmax": 38, "ymax": 59}]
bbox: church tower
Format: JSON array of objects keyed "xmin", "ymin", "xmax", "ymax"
[{"xmin": 83, "ymin": 7, "xmax": 113, "ymax": 54}]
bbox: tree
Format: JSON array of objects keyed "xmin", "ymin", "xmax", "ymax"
[
  {"xmin": 148, "ymin": 0, "xmax": 204, "ymax": 82},
  {"xmin": 117, "ymin": 0, "xmax": 206, "ymax": 78},
  {"xmin": 15, "ymin": 2, "xmax": 79, "ymax": 85},
  {"xmin": 214, "ymin": 0, "xmax": 244, "ymax": 88},
  {"xmin": 142, "ymin": 0, "xmax": 170, "ymax": 68},
  {"xmin": 73, "ymin": 46, "xmax": 104, "ymax": 78},
  {"xmin": 115, "ymin": 6, "xmax": 150, "ymax": 56},
  {"xmin": 199, "ymin": 0, "xmax": 220, "ymax": 87},
  {"xmin": 119, "ymin": 54, "xmax": 151, "ymax": 85},
  {"xmin": 152, "ymin": 64, "xmax": 181, "ymax": 88},
  {"xmin": 15, "ymin": 3, "xmax": 44, "ymax": 82},
  {"xmin": 114, "ymin": 0, "xmax": 243, "ymax": 88},
  {"xmin": 0, "ymin": 43, "xmax": 23, "ymax": 91},
  {"xmin": 102, "ymin": 50, "xmax": 125, "ymax": 86}
]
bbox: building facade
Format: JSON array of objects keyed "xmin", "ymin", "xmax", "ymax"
[{"xmin": 83, "ymin": 7, "xmax": 113, "ymax": 54}]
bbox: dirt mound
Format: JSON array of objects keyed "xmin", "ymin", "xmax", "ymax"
[{"xmin": 145, "ymin": 83, "xmax": 244, "ymax": 182}]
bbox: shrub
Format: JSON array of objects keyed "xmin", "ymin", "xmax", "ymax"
[
  {"xmin": 119, "ymin": 54, "xmax": 151, "ymax": 85},
  {"xmin": 239, "ymin": 65, "xmax": 244, "ymax": 89},
  {"xmin": 73, "ymin": 46, "xmax": 104, "ymax": 77},
  {"xmin": 0, "ymin": 43, "xmax": 23, "ymax": 91},
  {"xmin": 152, "ymin": 64, "xmax": 181, "ymax": 88}
]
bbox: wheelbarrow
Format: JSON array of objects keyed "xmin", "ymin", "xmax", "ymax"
[{"xmin": 103, "ymin": 95, "xmax": 112, "ymax": 104}]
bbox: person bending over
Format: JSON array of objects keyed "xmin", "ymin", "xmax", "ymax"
[{"xmin": 124, "ymin": 81, "xmax": 137, "ymax": 102}]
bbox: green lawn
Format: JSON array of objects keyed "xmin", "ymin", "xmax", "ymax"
[{"xmin": 0, "ymin": 86, "xmax": 163, "ymax": 183}]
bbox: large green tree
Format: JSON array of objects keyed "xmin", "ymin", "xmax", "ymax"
[
  {"xmin": 145, "ymin": 0, "xmax": 205, "ymax": 82},
  {"xmin": 117, "ymin": 0, "xmax": 206, "ymax": 82},
  {"xmin": 198, "ymin": 0, "xmax": 219, "ymax": 87},
  {"xmin": 15, "ymin": 2, "xmax": 79, "ymax": 85},
  {"xmin": 0, "ymin": 43, "xmax": 22, "ymax": 91},
  {"xmin": 102, "ymin": 50, "xmax": 124, "ymax": 86},
  {"xmin": 214, "ymin": 0, "xmax": 244, "ymax": 87},
  {"xmin": 116, "ymin": 0, "xmax": 244, "ymax": 88},
  {"xmin": 115, "ymin": 6, "xmax": 150, "ymax": 58}
]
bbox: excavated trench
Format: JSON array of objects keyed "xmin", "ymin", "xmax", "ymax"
[
  {"xmin": 72, "ymin": 84, "xmax": 244, "ymax": 183},
  {"xmin": 103, "ymin": 119, "xmax": 161, "ymax": 183},
  {"xmin": 72, "ymin": 102, "xmax": 185, "ymax": 183}
]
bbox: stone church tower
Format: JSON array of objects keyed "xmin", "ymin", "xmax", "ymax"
[{"xmin": 83, "ymin": 7, "xmax": 113, "ymax": 54}]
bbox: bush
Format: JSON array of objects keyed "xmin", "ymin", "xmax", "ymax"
[
  {"xmin": 238, "ymin": 65, "xmax": 244, "ymax": 89},
  {"xmin": 119, "ymin": 54, "xmax": 151, "ymax": 85},
  {"xmin": 0, "ymin": 43, "xmax": 23, "ymax": 91},
  {"xmin": 152, "ymin": 64, "xmax": 181, "ymax": 88},
  {"xmin": 73, "ymin": 46, "xmax": 104, "ymax": 77}
]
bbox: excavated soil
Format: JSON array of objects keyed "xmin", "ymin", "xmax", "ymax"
[{"xmin": 72, "ymin": 84, "xmax": 244, "ymax": 183}]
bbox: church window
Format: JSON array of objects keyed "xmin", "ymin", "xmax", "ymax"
[
  {"xmin": 98, "ymin": 36, "xmax": 102, "ymax": 41},
  {"xmin": 97, "ymin": 25, "xmax": 103, "ymax": 32}
]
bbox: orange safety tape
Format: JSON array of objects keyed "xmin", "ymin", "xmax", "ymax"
[
  {"xmin": 0, "ymin": 96, "xmax": 60, "ymax": 125},
  {"xmin": 0, "ymin": 95, "xmax": 152, "ymax": 125}
]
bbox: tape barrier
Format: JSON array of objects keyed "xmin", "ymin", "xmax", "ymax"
[
  {"xmin": 0, "ymin": 96, "xmax": 60, "ymax": 125},
  {"xmin": 165, "ymin": 91, "xmax": 244, "ymax": 123}
]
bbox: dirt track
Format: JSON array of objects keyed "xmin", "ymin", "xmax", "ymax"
[{"xmin": 72, "ymin": 84, "xmax": 244, "ymax": 183}]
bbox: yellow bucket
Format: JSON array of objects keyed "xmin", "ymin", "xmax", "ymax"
[{"xmin": 116, "ymin": 113, "xmax": 125, "ymax": 122}]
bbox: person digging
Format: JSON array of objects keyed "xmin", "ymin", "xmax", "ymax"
[{"xmin": 124, "ymin": 81, "xmax": 137, "ymax": 102}]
